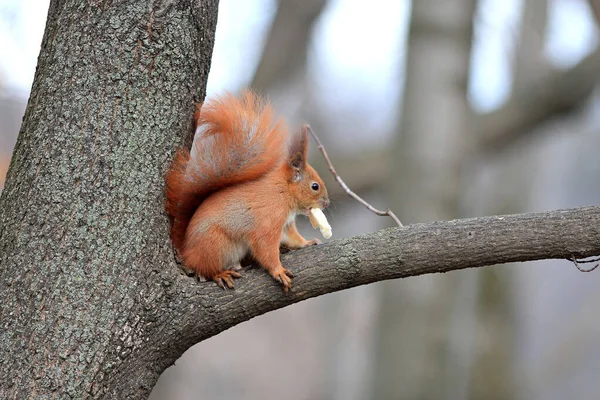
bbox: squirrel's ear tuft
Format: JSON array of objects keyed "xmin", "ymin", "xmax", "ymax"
[
  {"xmin": 288, "ymin": 126, "xmax": 309, "ymax": 171},
  {"xmin": 289, "ymin": 152, "xmax": 304, "ymax": 170}
]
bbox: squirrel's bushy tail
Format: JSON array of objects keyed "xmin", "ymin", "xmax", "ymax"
[{"xmin": 165, "ymin": 90, "xmax": 286, "ymax": 253}]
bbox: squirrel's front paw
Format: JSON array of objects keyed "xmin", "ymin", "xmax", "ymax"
[
  {"xmin": 306, "ymin": 238, "xmax": 322, "ymax": 246},
  {"xmin": 270, "ymin": 266, "xmax": 294, "ymax": 292}
]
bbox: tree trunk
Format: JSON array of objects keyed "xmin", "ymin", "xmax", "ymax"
[
  {"xmin": 0, "ymin": 0, "xmax": 218, "ymax": 398},
  {"xmin": 372, "ymin": 0, "xmax": 477, "ymax": 399},
  {"xmin": 250, "ymin": 0, "xmax": 327, "ymax": 94},
  {"xmin": 466, "ymin": 3, "xmax": 551, "ymax": 397},
  {"xmin": 512, "ymin": 0, "xmax": 549, "ymax": 90}
]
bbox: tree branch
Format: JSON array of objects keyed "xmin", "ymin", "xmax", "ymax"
[
  {"xmin": 306, "ymin": 125, "xmax": 403, "ymax": 226},
  {"xmin": 250, "ymin": 0, "xmax": 327, "ymax": 92},
  {"xmin": 588, "ymin": 0, "xmax": 600, "ymax": 26},
  {"xmin": 511, "ymin": 0, "xmax": 549, "ymax": 90},
  {"xmin": 126, "ymin": 205, "xmax": 600, "ymax": 394},
  {"xmin": 190, "ymin": 205, "xmax": 600, "ymax": 331},
  {"xmin": 322, "ymin": 46, "xmax": 600, "ymax": 196},
  {"xmin": 476, "ymin": 48, "xmax": 600, "ymax": 153}
]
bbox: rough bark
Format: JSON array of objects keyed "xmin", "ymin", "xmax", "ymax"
[
  {"xmin": 0, "ymin": 0, "xmax": 218, "ymax": 398},
  {"xmin": 164, "ymin": 204, "xmax": 600, "ymax": 334}
]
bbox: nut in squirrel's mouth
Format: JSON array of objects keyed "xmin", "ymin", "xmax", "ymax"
[
  {"xmin": 308, "ymin": 207, "xmax": 332, "ymax": 239},
  {"xmin": 302, "ymin": 206, "xmax": 322, "ymax": 216}
]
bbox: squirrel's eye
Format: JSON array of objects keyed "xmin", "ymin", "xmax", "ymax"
[{"xmin": 311, "ymin": 182, "xmax": 320, "ymax": 191}]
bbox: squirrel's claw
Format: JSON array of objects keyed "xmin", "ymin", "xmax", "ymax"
[
  {"xmin": 270, "ymin": 266, "xmax": 294, "ymax": 292},
  {"xmin": 213, "ymin": 270, "xmax": 242, "ymax": 290}
]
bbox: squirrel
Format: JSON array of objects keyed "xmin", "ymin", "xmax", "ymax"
[{"xmin": 165, "ymin": 90, "xmax": 330, "ymax": 292}]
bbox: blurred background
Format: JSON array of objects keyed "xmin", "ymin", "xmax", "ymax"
[{"xmin": 2, "ymin": 0, "xmax": 600, "ymax": 399}]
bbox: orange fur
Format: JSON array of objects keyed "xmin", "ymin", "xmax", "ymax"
[
  {"xmin": 166, "ymin": 91, "xmax": 286, "ymax": 252},
  {"xmin": 0, "ymin": 156, "xmax": 9, "ymax": 189},
  {"xmin": 165, "ymin": 90, "xmax": 330, "ymax": 291}
]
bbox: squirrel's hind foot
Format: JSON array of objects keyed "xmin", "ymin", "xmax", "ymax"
[
  {"xmin": 213, "ymin": 269, "xmax": 242, "ymax": 289},
  {"xmin": 270, "ymin": 266, "xmax": 294, "ymax": 293}
]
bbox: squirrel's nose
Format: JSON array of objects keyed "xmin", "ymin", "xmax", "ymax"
[{"xmin": 321, "ymin": 198, "xmax": 330, "ymax": 208}]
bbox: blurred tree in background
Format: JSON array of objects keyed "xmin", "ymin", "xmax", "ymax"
[{"xmin": 374, "ymin": 1, "xmax": 477, "ymax": 399}]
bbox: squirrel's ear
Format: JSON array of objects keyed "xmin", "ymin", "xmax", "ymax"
[{"xmin": 288, "ymin": 125, "xmax": 309, "ymax": 171}]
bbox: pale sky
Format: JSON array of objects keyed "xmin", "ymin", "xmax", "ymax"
[{"xmin": 0, "ymin": 0, "xmax": 597, "ymax": 113}]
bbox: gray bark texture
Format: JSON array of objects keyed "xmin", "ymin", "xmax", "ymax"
[
  {"xmin": 0, "ymin": 0, "xmax": 218, "ymax": 398},
  {"xmin": 1, "ymin": 1, "xmax": 600, "ymax": 400}
]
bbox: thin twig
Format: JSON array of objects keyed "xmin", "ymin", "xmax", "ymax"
[
  {"xmin": 305, "ymin": 125, "xmax": 403, "ymax": 227},
  {"xmin": 569, "ymin": 255, "xmax": 600, "ymax": 272},
  {"xmin": 573, "ymin": 255, "xmax": 600, "ymax": 263}
]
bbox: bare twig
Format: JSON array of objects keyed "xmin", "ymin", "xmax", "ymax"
[
  {"xmin": 569, "ymin": 255, "xmax": 600, "ymax": 272},
  {"xmin": 305, "ymin": 125, "xmax": 403, "ymax": 227}
]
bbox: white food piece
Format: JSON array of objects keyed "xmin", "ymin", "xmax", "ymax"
[{"xmin": 309, "ymin": 208, "xmax": 332, "ymax": 239}]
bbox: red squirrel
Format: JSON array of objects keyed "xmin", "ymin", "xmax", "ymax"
[{"xmin": 165, "ymin": 90, "xmax": 330, "ymax": 291}]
